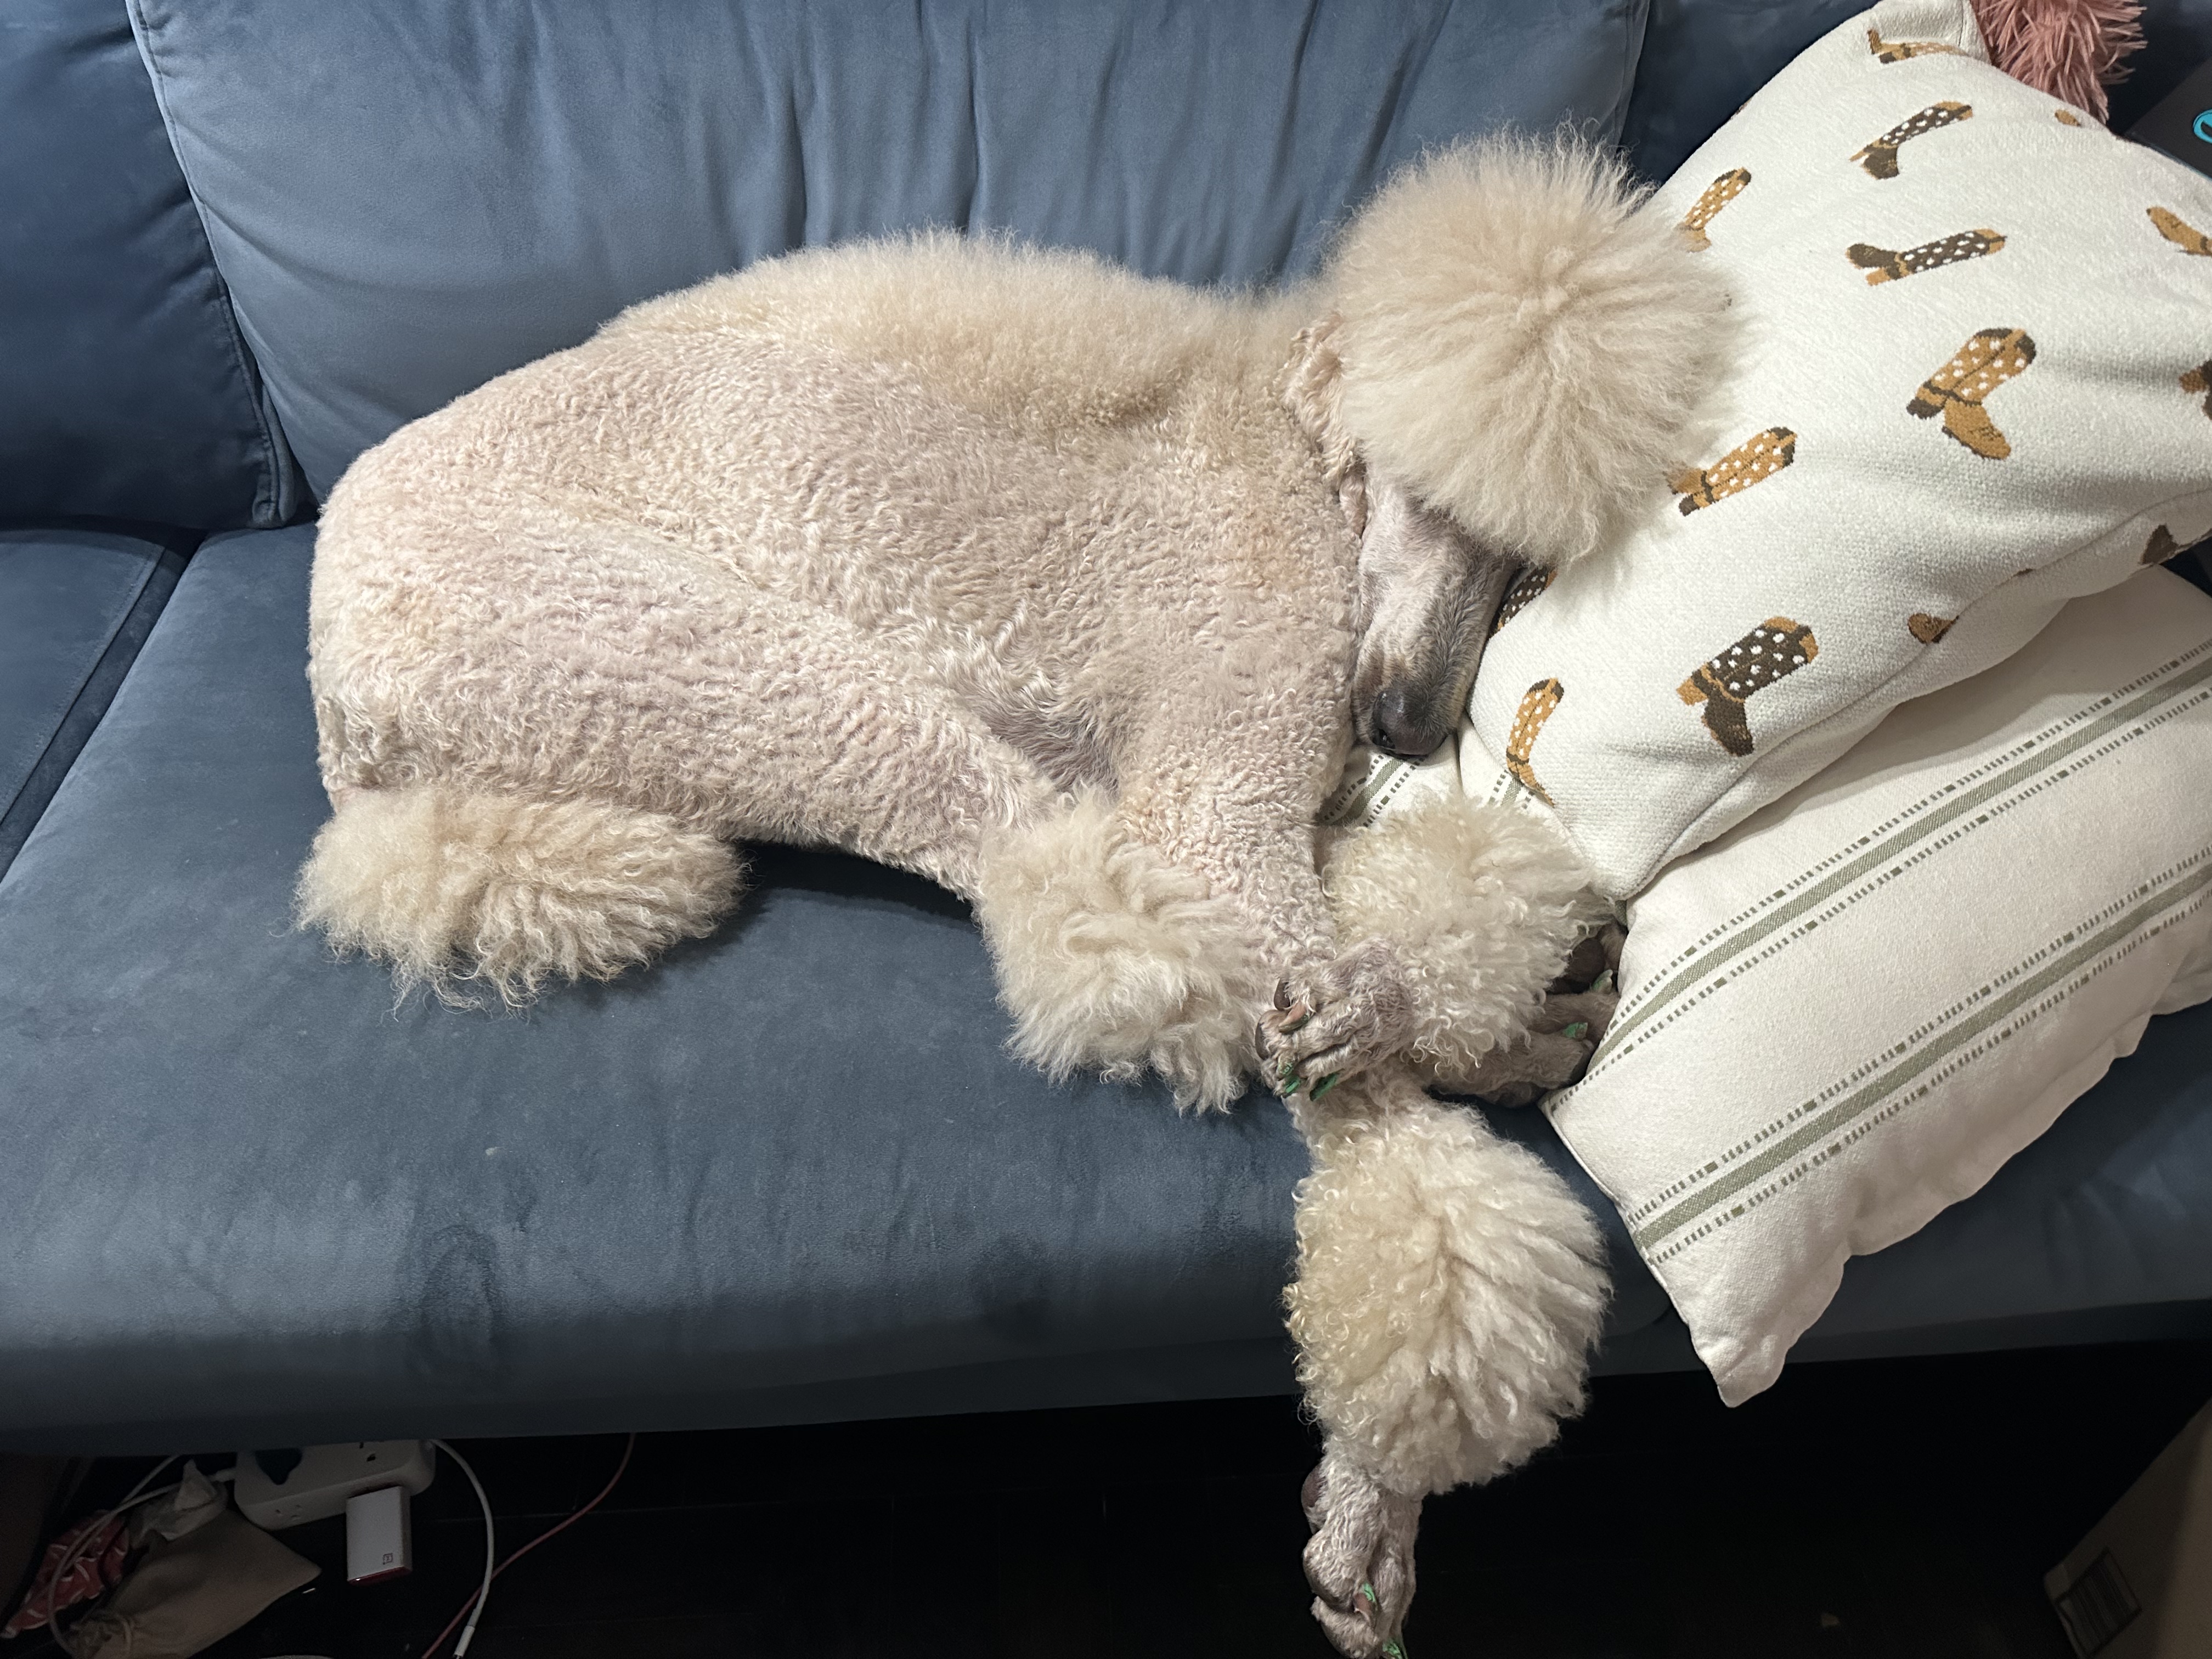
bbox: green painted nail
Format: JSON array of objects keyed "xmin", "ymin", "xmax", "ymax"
[
  {"xmin": 1282, "ymin": 1012, "xmax": 1313, "ymax": 1033},
  {"xmin": 1383, "ymin": 1643, "xmax": 1407, "ymax": 1658},
  {"xmin": 1562, "ymin": 1022, "xmax": 1589, "ymax": 1041},
  {"xmin": 1592, "ymin": 969, "xmax": 1615, "ymax": 995},
  {"xmin": 1359, "ymin": 1582, "xmax": 1378, "ymax": 1605},
  {"xmin": 1310, "ymin": 1073, "xmax": 1341, "ymax": 1101}
]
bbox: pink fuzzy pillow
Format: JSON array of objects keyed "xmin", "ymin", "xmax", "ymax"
[{"xmin": 1970, "ymin": 0, "xmax": 2145, "ymax": 121}]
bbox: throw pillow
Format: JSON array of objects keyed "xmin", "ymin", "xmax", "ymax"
[
  {"xmin": 1460, "ymin": 0, "xmax": 2212, "ymax": 899},
  {"xmin": 1539, "ymin": 568, "xmax": 2212, "ymax": 1403}
]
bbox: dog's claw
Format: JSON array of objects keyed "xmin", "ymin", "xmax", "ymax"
[
  {"xmin": 1310, "ymin": 1072, "xmax": 1341, "ymax": 1101},
  {"xmin": 1256, "ymin": 941, "xmax": 1415, "ymax": 1101},
  {"xmin": 1532, "ymin": 987, "xmax": 1618, "ymax": 1042},
  {"xmin": 1443, "ymin": 977, "xmax": 1619, "ymax": 1103}
]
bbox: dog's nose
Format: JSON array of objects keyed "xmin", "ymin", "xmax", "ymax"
[{"xmin": 1372, "ymin": 685, "xmax": 1431, "ymax": 759}]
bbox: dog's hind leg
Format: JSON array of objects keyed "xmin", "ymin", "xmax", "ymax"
[
  {"xmin": 308, "ymin": 526, "xmax": 1058, "ymax": 996},
  {"xmin": 297, "ymin": 785, "xmax": 748, "ymax": 1006}
]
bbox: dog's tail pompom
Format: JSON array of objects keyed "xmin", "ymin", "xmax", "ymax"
[
  {"xmin": 296, "ymin": 784, "xmax": 744, "ymax": 1006},
  {"xmin": 973, "ymin": 793, "xmax": 1263, "ymax": 1112},
  {"xmin": 1328, "ymin": 134, "xmax": 1731, "ymax": 568},
  {"xmin": 1288, "ymin": 1076, "xmax": 1611, "ymax": 1498}
]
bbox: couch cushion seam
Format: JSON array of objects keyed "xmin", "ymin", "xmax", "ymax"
[{"xmin": 122, "ymin": 0, "xmax": 295, "ymax": 529}]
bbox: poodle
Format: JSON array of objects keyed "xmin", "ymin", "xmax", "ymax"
[{"xmin": 298, "ymin": 137, "xmax": 1725, "ymax": 1655}]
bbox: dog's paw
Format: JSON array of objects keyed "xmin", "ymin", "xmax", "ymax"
[
  {"xmin": 1302, "ymin": 1449, "xmax": 1420, "ymax": 1658},
  {"xmin": 1463, "ymin": 1035, "xmax": 1590, "ymax": 1107},
  {"xmin": 1461, "ymin": 1024, "xmax": 1605, "ymax": 1109},
  {"xmin": 1549, "ymin": 919, "xmax": 1624, "ymax": 994},
  {"xmin": 1457, "ymin": 953, "xmax": 1620, "ymax": 1105},
  {"xmin": 1258, "ymin": 940, "xmax": 1416, "ymax": 1099},
  {"xmin": 1533, "ymin": 984, "xmax": 1618, "ymax": 1042}
]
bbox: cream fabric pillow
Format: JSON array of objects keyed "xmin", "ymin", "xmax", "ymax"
[
  {"xmin": 1541, "ymin": 569, "xmax": 2212, "ymax": 1404},
  {"xmin": 1461, "ymin": 0, "xmax": 2212, "ymax": 899}
]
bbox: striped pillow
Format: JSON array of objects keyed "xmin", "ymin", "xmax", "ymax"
[{"xmin": 1541, "ymin": 569, "xmax": 2212, "ymax": 1403}]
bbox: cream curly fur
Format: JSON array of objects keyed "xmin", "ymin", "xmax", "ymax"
[
  {"xmin": 1327, "ymin": 135, "xmax": 1730, "ymax": 568},
  {"xmin": 296, "ymin": 785, "xmax": 744, "ymax": 1006},
  {"xmin": 300, "ymin": 142, "xmax": 1722, "ymax": 1654},
  {"xmin": 1289, "ymin": 1071, "xmax": 1611, "ymax": 1497},
  {"xmin": 1322, "ymin": 795, "xmax": 1604, "ymax": 1084},
  {"xmin": 1283, "ymin": 1063, "xmax": 1614, "ymax": 1649},
  {"xmin": 973, "ymin": 793, "xmax": 1265, "ymax": 1110},
  {"xmin": 307, "ymin": 233, "xmax": 1350, "ymax": 1113}
]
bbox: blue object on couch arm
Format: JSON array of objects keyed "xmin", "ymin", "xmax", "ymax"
[
  {"xmin": 0, "ymin": 0, "xmax": 301, "ymax": 529},
  {"xmin": 0, "ymin": 526, "xmax": 1666, "ymax": 1454}
]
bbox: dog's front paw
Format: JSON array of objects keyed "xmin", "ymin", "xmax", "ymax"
[
  {"xmin": 1459, "ymin": 984, "xmax": 1618, "ymax": 1105},
  {"xmin": 1302, "ymin": 1449, "xmax": 1420, "ymax": 1658},
  {"xmin": 1456, "ymin": 924, "xmax": 1622, "ymax": 1105},
  {"xmin": 1258, "ymin": 940, "xmax": 1415, "ymax": 1099}
]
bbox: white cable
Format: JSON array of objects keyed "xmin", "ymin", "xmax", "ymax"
[
  {"xmin": 42, "ymin": 1454, "xmax": 179, "ymax": 1656},
  {"xmin": 430, "ymin": 1441, "xmax": 495, "ymax": 1657}
]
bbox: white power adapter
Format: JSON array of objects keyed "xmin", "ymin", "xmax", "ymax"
[
  {"xmin": 344, "ymin": 1485, "xmax": 413, "ymax": 1584},
  {"xmin": 234, "ymin": 1441, "xmax": 436, "ymax": 1530}
]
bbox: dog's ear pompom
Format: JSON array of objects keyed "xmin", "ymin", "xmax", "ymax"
[{"xmin": 1328, "ymin": 136, "xmax": 1730, "ymax": 569}]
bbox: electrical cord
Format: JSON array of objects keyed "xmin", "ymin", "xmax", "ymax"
[
  {"xmin": 421, "ymin": 1434, "xmax": 635, "ymax": 1659},
  {"xmin": 31, "ymin": 1459, "xmax": 245, "ymax": 1655},
  {"xmin": 37, "ymin": 1455, "xmax": 177, "ymax": 1656},
  {"xmin": 426, "ymin": 1442, "xmax": 495, "ymax": 1658}
]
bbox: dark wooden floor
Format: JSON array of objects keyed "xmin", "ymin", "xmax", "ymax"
[{"xmin": 23, "ymin": 1337, "xmax": 2212, "ymax": 1657}]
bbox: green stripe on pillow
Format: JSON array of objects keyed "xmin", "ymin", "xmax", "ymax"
[
  {"xmin": 1593, "ymin": 643, "xmax": 2212, "ymax": 1071},
  {"xmin": 1630, "ymin": 850, "xmax": 2212, "ymax": 1251}
]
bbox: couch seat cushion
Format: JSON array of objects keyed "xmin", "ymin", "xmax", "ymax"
[
  {"xmin": 0, "ymin": 524, "xmax": 187, "ymax": 876},
  {"xmin": 0, "ymin": 526, "xmax": 1666, "ymax": 1453}
]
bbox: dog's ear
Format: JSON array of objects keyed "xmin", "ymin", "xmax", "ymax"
[
  {"xmin": 1283, "ymin": 311, "xmax": 1356, "ymax": 480},
  {"xmin": 1328, "ymin": 137, "xmax": 1731, "ymax": 569}
]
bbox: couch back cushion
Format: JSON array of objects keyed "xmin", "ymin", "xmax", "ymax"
[
  {"xmin": 126, "ymin": 0, "xmax": 1647, "ymax": 498},
  {"xmin": 0, "ymin": 0, "xmax": 302, "ymax": 529}
]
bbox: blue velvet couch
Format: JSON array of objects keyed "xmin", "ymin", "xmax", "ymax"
[{"xmin": 3, "ymin": 0, "xmax": 2209, "ymax": 1457}]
